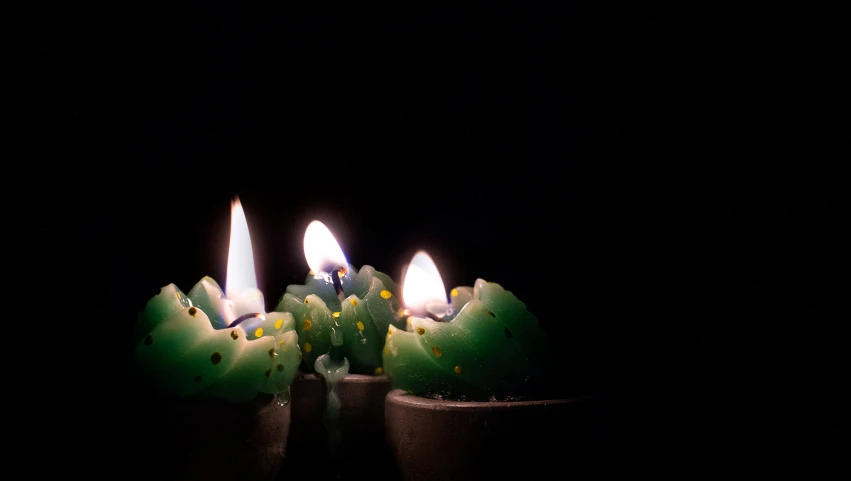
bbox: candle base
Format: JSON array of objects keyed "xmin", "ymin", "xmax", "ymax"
[
  {"xmin": 124, "ymin": 391, "xmax": 291, "ymax": 481},
  {"xmin": 385, "ymin": 390, "xmax": 611, "ymax": 481},
  {"xmin": 283, "ymin": 372, "xmax": 399, "ymax": 480}
]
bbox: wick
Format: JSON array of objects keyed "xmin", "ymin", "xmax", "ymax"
[
  {"xmin": 402, "ymin": 308, "xmax": 445, "ymax": 323},
  {"xmin": 227, "ymin": 312, "xmax": 263, "ymax": 328},
  {"xmin": 332, "ymin": 266, "xmax": 347, "ymax": 302}
]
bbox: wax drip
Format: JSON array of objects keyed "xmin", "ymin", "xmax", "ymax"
[{"xmin": 314, "ymin": 322, "xmax": 349, "ymax": 479}]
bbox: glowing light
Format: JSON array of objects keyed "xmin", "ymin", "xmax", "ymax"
[
  {"xmin": 401, "ymin": 251, "xmax": 450, "ymax": 318},
  {"xmin": 303, "ymin": 220, "xmax": 349, "ymax": 275},
  {"xmin": 225, "ymin": 197, "xmax": 258, "ymax": 299}
]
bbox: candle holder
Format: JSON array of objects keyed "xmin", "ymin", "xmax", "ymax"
[
  {"xmin": 283, "ymin": 371, "xmax": 401, "ymax": 480},
  {"xmin": 382, "ymin": 254, "xmax": 610, "ymax": 480},
  {"xmin": 123, "ymin": 390, "xmax": 291, "ymax": 481},
  {"xmin": 384, "ymin": 390, "xmax": 610, "ymax": 481}
]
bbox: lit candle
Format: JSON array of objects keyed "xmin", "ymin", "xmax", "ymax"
[
  {"xmin": 275, "ymin": 220, "xmax": 405, "ymax": 376},
  {"xmin": 133, "ymin": 198, "xmax": 301, "ymax": 404},
  {"xmin": 383, "ymin": 250, "xmax": 553, "ymax": 399}
]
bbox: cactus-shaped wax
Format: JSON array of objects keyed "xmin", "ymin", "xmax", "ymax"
[
  {"xmin": 276, "ymin": 221, "xmax": 404, "ymax": 374},
  {"xmin": 384, "ymin": 278, "xmax": 551, "ymax": 399},
  {"xmin": 383, "ymin": 251, "xmax": 553, "ymax": 400},
  {"xmin": 134, "ymin": 282, "xmax": 301, "ymax": 403},
  {"xmin": 132, "ymin": 197, "xmax": 301, "ymax": 403}
]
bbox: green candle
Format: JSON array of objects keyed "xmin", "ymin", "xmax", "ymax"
[
  {"xmin": 383, "ymin": 251, "xmax": 552, "ymax": 399},
  {"xmin": 275, "ymin": 220, "xmax": 405, "ymax": 375},
  {"xmin": 133, "ymin": 198, "xmax": 301, "ymax": 404}
]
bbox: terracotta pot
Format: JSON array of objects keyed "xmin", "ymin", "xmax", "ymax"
[
  {"xmin": 123, "ymin": 392, "xmax": 291, "ymax": 481},
  {"xmin": 283, "ymin": 372, "xmax": 399, "ymax": 479},
  {"xmin": 385, "ymin": 390, "xmax": 611, "ymax": 481}
]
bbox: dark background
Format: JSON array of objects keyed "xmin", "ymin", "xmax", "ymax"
[{"xmin": 15, "ymin": 2, "xmax": 846, "ymax": 480}]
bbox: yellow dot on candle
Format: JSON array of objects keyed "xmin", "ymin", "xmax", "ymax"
[
  {"xmin": 350, "ymin": 298, "xmax": 358, "ymax": 306},
  {"xmin": 275, "ymin": 318, "xmax": 283, "ymax": 330},
  {"xmin": 265, "ymin": 369, "xmax": 271, "ymax": 378},
  {"xmin": 383, "ymin": 347, "xmax": 390, "ymax": 355},
  {"xmin": 177, "ymin": 292, "xmax": 182, "ymax": 299},
  {"xmin": 332, "ymin": 312, "xmax": 341, "ymax": 319},
  {"xmin": 432, "ymin": 346, "xmax": 442, "ymax": 358},
  {"xmin": 380, "ymin": 289, "xmax": 392, "ymax": 299},
  {"xmin": 255, "ymin": 327, "xmax": 264, "ymax": 337},
  {"xmin": 303, "ymin": 319, "xmax": 312, "ymax": 330},
  {"xmin": 305, "ymin": 298, "xmax": 310, "ymax": 304},
  {"xmin": 374, "ymin": 367, "xmax": 384, "ymax": 375},
  {"xmin": 417, "ymin": 327, "xmax": 425, "ymax": 335},
  {"xmin": 304, "ymin": 342, "xmax": 312, "ymax": 353},
  {"xmin": 450, "ymin": 288, "xmax": 459, "ymax": 297},
  {"xmin": 279, "ymin": 339, "xmax": 286, "ymax": 346},
  {"xmin": 211, "ymin": 352, "xmax": 222, "ymax": 365},
  {"xmin": 357, "ymin": 321, "xmax": 365, "ymax": 331},
  {"xmin": 194, "ymin": 375, "xmax": 202, "ymax": 383},
  {"xmin": 388, "ymin": 326, "xmax": 393, "ymax": 335},
  {"xmin": 230, "ymin": 330, "xmax": 239, "ymax": 340},
  {"xmin": 309, "ymin": 270, "xmax": 315, "ymax": 275},
  {"xmin": 268, "ymin": 348, "xmax": 276, "ymax": 359},
  {"xmin": 454, "ymin": 365, "xmax": 463, "ymax": 374},
  {"xmin": 144, "ymin": 335, "xmax": 153, "ymax": 346},
  {"xmin": 188, "ymin": 307, "xmax": 197, "ymax": 317},
  {"xmin": 277, "ymin": 364, "xmax": 284, "ymax": 372}
]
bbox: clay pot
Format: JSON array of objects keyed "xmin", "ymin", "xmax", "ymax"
[
  {"xmin": 283, "ymin": 373, "xmax": 399, "ymax": 480},
  {"xmin": 385, "ymin": 390, "xmax": 611, "ymax": 481},
  {"xmin": 123, "ymin": 392, "xmax": 291, "ymax": 481}
]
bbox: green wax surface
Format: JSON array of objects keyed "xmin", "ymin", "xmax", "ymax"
[
  {"xmin": 383, "ymin": 279, "xmax": 553, "ymax": 399},
  {"xmin": 133, "ymin": 282, "xmax": 302, "ymax": 403},
  {"xmin": 276, "ymin": 265, "xmax": 405, "ymax": 374}
]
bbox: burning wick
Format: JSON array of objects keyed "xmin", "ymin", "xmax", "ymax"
[
  {"xmin": 400, "ymin": 308, "xmax": 445, "ymax": 323},
  {"xmin": 331, "ymin": 265, "xmax": 347, "ymax": 302},
  {"xmin": 228, "ymin": 312, "xmax": 263, "ymax": 328}
]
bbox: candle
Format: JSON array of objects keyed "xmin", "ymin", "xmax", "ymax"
[
  {"xmin": 275, "ymin": 220, "xmax": 405, "ymax": 375},
  {"xmin": 383, "ymin": 251, "xmax": 553, "ymax": 399},
  {"xmin": 133, "ymin": 198, "xmax": 301, "ymax": 404}
]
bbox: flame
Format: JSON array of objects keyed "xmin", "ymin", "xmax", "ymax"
[
  {"xmin": 225, "ymin": 197, "xmax": 258, "ymax": 299},
  {"xmin": 303, "ymin": 220, "xmax": 348, "ymax": 274},
  {"xmin": 401, "ymin": 250, "xmax": 449, "ymax": 316}
]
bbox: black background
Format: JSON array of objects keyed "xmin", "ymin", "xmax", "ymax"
[{"xmin": 14, "ymin": 2, "xmax": 847, "ymax": 480}]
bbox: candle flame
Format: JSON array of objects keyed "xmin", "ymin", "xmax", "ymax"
[
  {"xmin": 401, "ymin": 250, "xmax": 449, "ymax": 317},
  {"xmin": 303, "ymin": 220, "xmax": 348, "ymax": 274},
  {"xmin": 225, "ymin": 197, "xmax": 258, "ymax": 299}
]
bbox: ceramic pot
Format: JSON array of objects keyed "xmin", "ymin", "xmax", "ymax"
[
  {"xmin": 385, "ymin": 390, "xmax": 611, "ymax": 481},
  {"xmin": 283, "ymin": 373, "xmax": 398, "ymax": 479},
  {"xmin": 123, "ymin": 392, "xmax": 291, "ymax": 481}
]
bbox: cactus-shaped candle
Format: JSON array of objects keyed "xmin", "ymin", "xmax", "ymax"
[
  {"xmin": 275, "ymin": 220, "xmax": 405, "ymax": 376},
  {"xmin": 383, "ymin": 251, "xmax": 553, "ymax": 400},
  {"xmin": 133, "ymin": 198, "xmax": 301, "ymax": 404},
  {"xmin": 276, "ymin": 220, "xmax": 404, "ymax": 468}
]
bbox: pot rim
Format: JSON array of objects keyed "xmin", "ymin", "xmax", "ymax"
[
  {"xmin": 295, "ymin": 372, "xmax": 389, "ymax": 384},
  {"xmin": 386, "ymin": 388, "xmax": 607, "ymax": 411}
]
